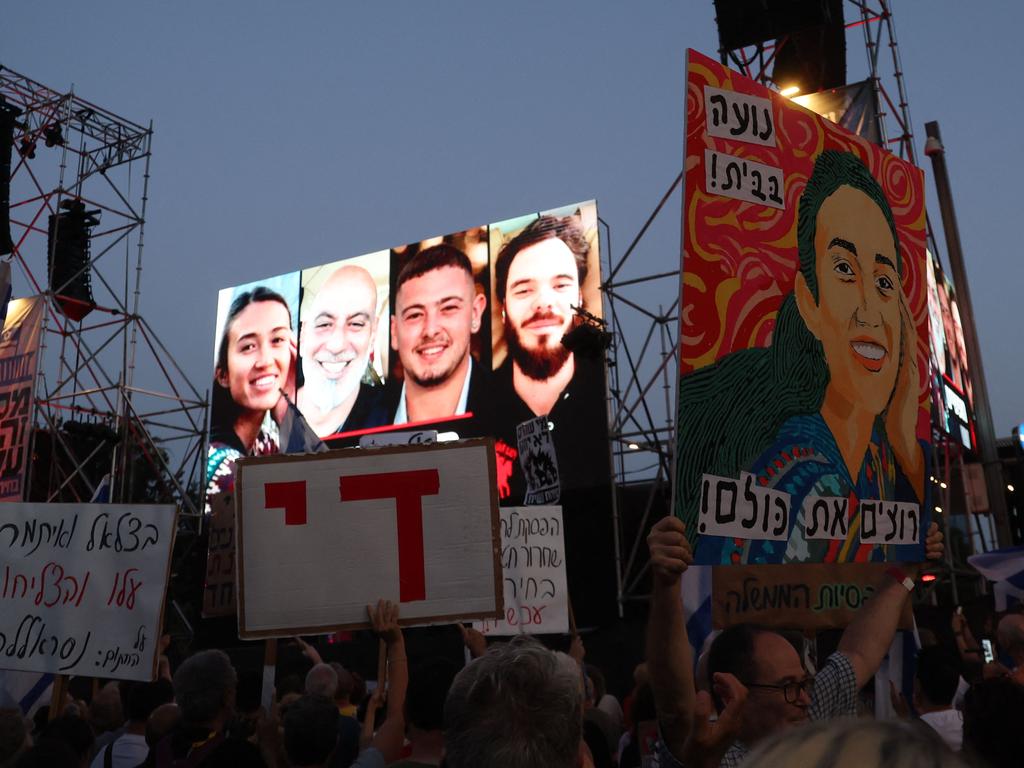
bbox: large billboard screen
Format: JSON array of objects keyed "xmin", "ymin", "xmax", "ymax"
[
  {"xmin": 205, "ymin": 200, "xmax": 611, "ymax": 510},
  {"xmin": 925, "ymin": 251, "xmax": 974, "ymax": 450},
  {"xmin": 675, "ymin": 49, "xmax": 930, "ymax": 566}
]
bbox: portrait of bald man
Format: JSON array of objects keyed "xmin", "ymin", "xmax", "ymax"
[{"xmin": 297, "ymin": 261, "xmax": 389, "ymax": 437}]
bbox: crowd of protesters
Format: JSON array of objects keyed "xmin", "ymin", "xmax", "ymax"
[{"xmin": 0, "ymin": 519, "xmax": 1021, "ymax": 768}]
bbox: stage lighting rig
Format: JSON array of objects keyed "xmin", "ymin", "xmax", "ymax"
[
  {"xmin": 561, "ymin": 305, "xmax": 612, "ymax": 360},
  {"xmin": 43, "ymin": 123, "xmax": 64, "ymax": 148}
]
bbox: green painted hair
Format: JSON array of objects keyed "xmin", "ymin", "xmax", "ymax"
[{"xmin": 675, "ymin": 150, "xmax": 901, "ymax": 537}]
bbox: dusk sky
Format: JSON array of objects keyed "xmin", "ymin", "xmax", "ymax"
[{"xmin": 4, "ymin": 2, "xmax": 1022, "ymax": 450}]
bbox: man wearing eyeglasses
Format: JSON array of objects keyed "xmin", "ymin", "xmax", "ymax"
[{"xmin": 644, "ymin": 515, "xmax": 945, "ymax": 768}]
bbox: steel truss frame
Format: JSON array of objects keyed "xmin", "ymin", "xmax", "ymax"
[
  {"xmin": 606, "ymin": 1, "xmax": 939, "ymax": 610},
  {"xmin": 0, "ymin": 65, "xmax": 207, "ymax": 514}
]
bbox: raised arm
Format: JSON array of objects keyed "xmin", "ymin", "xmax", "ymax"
[
  {"xmin": 367, "ymin": 599, "xmax": 408, "ymax": 763},
  {"xmin": 646, "ymin": 516, "xmax": 696, "ymax": 759},
  {"xmin": 838, "ymin": 522, "xmax": 944, "ymax": 687}
]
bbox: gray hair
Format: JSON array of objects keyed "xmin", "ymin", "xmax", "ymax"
[
  {"xmin": 305, "ymin": 663, "xmax": 339, "ymax": 699},
  {"xmin": 172, "ymin": 650, "xmax": 237, "ymax": 725},
  {"xmin": 444, "ymin": 636, "xmax": 582, "ymax": 768},
  {"xmin": 744, "ymin": 717, "xmax": 968, "ymax": 768}
]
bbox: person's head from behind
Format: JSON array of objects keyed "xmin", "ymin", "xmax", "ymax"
[
  {"xmin": 963, "ymin": 676, "xmax": 1024, "ymax": 768},
  {"xmin": 743, "ymin": 716, "xmax": 968, "ymax": 768},
  {"xmin": 38, "ymin": 715, "xmax": 93, "ymax": 767},
  {"xmin": 172, "ymin": 649, "xmax": 238, "ymax": 728},
  {"xmin": 283, "ymin": 695, "xmax": 339, "ymax": 768},
  {"xmin": 793, "ymin": 150, "xmax": 903, "ymax": 420},
  {"xmin": 124, "ymin": 679, "xmax": 174, "ymax": 726},
  {"xmin": 391, "ymin": 244, "xmax": 485, "ymax": 392},
  {"xmin": 444, "ymin": 636, "xmax": 582, "ymax": 768},
  {"xmin": 145, "ymin": 703, "xmax": 180, "ymax": 749},
  {"xmin": 0, "ymin": 708, "xmax": 30, "ymax": 766},
  {"xmin": 996, "ymin": 613, "xmax": 1024, "ymax": 664},
  {"xmin": 214, "ymin": 287, "xmax": 293, "ymax": 427},
  {"xmin": 708, "ymin": 624, "xmax": 811, "ymax": 746},
  {"xmin": 913, "ymin": 646, "xmax": 959, "ymax": 712},
  {"xmin": 305, "ymin": 663, "xmax": 339, "ymax": 700},
  {"xmin": 495, "ymin": 215, "xmax": 589, "ymax": 381},
  {"xmin": 406, "ymin": 658, "xmax": 459, "ymax": 735},
  {"xmin": 301, "ymin": 264, "xmax": 378, "ymax": 405},
  {"xmin": 87, "ymin": 682, "xmax": 122, "ymax": 735}
]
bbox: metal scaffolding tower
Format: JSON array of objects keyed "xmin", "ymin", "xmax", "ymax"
[{"xmin": 0, "ymin": 65, "xmax": 207, "ymax": 514}]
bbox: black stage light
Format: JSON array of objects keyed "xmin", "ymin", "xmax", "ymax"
[
  {"xmin": 0, "ymin": 97, "xmax": 22, "ymax": 257},
  {"xmin": 771, "ymin": 1, "xmax": 846, "ymax": 96},
  {"xmin": 47, "ymin": 199, "xmax": 100, "ymax": 321},
  {"xmin": 43, "ymin": 123, "xmax": 64, "ymax": 148},
  {"xmin": 561, "ymin": 306, "xmax": 612, "ymax": 360},
  {"xmin": 713, "ymin": 0, "xmax": 846, "ymax": 95},
  {"xmin": 18, "ymin": 137, "xmax": 36, "ymax": 159}
]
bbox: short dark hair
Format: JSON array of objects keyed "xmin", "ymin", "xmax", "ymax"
[
  {"xmin": 41, "ymin": 715, "xmax": 94, "ymax": 762},
  {"xmin": 914, "ymin": 646, "xmax": 960, "ymax": 707},
  {"xmin": 707, "ymin": 624, "xmax": 772, "ymax": 710},
  {"xmin": 126, "ymin": 679, "xmax": 174, "ymax": 722},
  {"xmin": 283, "ymin": 695, "xmax": 340, "ymax": 767},
  {"xmin": 963, "ymin": 676, "xmax": 1024, "ymax": 768},
  {"xmin": 494, "ymin": 215, "xmax": 590, "ymax": 304},
  {"xmin": 395, "ymin": 244, "xmax": 473, "ymax": 296}
]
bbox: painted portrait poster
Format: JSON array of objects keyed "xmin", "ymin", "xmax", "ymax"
[{"xmin": 675, "ymin": 50, "xmax": 930, "ymax": 566}]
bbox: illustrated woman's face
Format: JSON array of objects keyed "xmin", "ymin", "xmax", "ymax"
[
  {"xmin": 803, "ymin": 185, "xmax": 901, "ymax": 416},
  {"xmin": 217, "ymin": 300, "xmax": 292, "ymax": 413}
]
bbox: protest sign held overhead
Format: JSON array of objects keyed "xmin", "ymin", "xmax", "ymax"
[
  {"xmin": 202, "ymin": 492, "xmax": 236, "ymax": 619},
  {"xmin": 711, "ymin": 563, "xmax": 913, "ymax": 632},
  {"xmin": 235, "ymin": 438, "xmax": 502, "ymax": 639},
  {"xmin": 0, "ymin": 503, "xmax": 176, "ymax": 681},
  {"xmin": 474, "ymin": 506, "xmax": 568, "ymax": 636},
  {"xmin": 675, "ymin": 49, "xmax": 930, "ymax": 565}
]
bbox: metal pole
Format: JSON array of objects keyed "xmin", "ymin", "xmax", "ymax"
[{"xmin": 924, "ymin": 121, "xmax": 1013, "ymax": 549}]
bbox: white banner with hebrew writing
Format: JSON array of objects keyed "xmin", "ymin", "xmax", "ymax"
[
  {"xmin": 0, "ymin": 503, "xmax": 176, "ymax": 681},
  {"xmin": 0, "ymin": 297, "xmax": 42, "ymax": 503},
  {"xmin": 474, "ymin": 506, "xmax": 568, "ymax": 636}
]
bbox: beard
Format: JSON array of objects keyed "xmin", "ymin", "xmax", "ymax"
[
  {"xmin": 504, "ymin": 312, "xmax": 572, "ymax": 381},
  {"xmin": 302, "ymin": 348, "xmax": 368, "ymax": 408}
]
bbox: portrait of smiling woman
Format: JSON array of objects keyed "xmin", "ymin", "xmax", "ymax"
[
  {"xmin": 206, "ymin": 285, "xmax": 298, "ymax": 505},
  {"xmin": 677, "ymin": 150, "xmax": 926, "ymax": 565}
]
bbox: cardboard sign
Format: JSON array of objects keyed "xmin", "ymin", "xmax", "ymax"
[
  {"xmin": 236, "ymin": 438, "xmax": 502, "ymax": 638},
  {"xmin": 201, "ymin": 492, "xmax": 236, "ymax": 618},
  {"xmin": 675, "ymin": 49, "xmax": 930, "ymax": 566},
  {"xmin": 474, "ymin": 506, "xmax": 568, "ymax": 636},
  {"xmin": 0, "ymin": 503, "xmax": 176, "ymax": 680},
  {"xmin": 712, "ymin": 563, "xmax": 913, "ymax": 631}
]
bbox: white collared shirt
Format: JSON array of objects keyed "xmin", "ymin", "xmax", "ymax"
[
  {"xmin": 394, "ymin": 358, "xmax": 473, "ymax": 424},
  {"xmin": 920, "ymin": 708, "xmax": 963, "ymax": 751}
]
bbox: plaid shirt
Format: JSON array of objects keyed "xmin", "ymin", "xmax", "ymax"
[{"xmin": 658, "ymin": 651, "xmax": 858, "ymax": 768}]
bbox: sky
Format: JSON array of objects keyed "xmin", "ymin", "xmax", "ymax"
[{"xmin": 3, "ymin": 0, "xmax": 1023, "ymax": 463}]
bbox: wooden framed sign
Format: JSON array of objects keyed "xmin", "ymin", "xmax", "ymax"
[{"xmin": 236, "ymin": 438, "xmax": 502, "ymax": 639}]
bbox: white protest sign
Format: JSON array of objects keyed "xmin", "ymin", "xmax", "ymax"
[
  {"xmin": 236, "ymin": 438, "xmax": 502, "ymax": 638},
  {"xmin": 0, "ymin": 503, "xmax": 176, "ymax": 681},
  {"xmin": 474, "ymin": 506, "xmax": 568, "ymax": 636}
]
